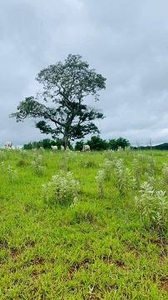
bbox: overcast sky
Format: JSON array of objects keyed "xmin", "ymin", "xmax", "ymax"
[{"xmin": 1, "ymin": 0, "xmax": 168, "ymax": 146}]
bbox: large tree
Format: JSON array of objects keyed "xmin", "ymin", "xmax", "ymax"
[{"xmin": 11, "ymin": 54, "xmax": 106, "ymax": 148}]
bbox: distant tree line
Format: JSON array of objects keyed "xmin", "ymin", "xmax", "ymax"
[
  {"xmin": 23, "ymin": 136, "xmax": 130, "ymax": 151},
  {"xmin": 132, "ymin": 143, "xmax": 168, "ymax": 151}
]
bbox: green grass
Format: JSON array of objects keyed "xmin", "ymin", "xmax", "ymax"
[{"xmin": 0, "ymin": 149, "xmax": 167, "ymax": 299}]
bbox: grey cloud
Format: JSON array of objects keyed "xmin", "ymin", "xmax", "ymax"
[{"xmin": 0, "ymin": 0, "xmax": 168, "ymax": 146}]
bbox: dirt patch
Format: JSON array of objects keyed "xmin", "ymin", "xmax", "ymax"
[
  {"xmin": 114, "ymin": 260, "xmax": 126, "ymax": 268},
  {"xmin": 25, "ymin": 240, "xmax": 36, "ymax": 248},
  {"xmin": 85, "ymin": 294, "xmax": 102, "ymax": 300},
  {"xmin": 31, "ymin": 269, "xmax": 46, "ymax": 279},
  {"xmin": 85, "ymin": 285, "xmax": 104, "ymax": 300},
  {"xmin": 160, "ymin": 277, "xmax": 168, "ymax": 291},
  {"xmin": 68, "ymin": 258, "xmax": 94, "ymax": 279},
  {"xmin": 105, "ymin": 284, "xmax": 118, "ymax": 292},
  {"xmin": 10, "ymin": 247, "xmax": 20, "ymax": 258},
  {"xmin": 29, "ymin": 257, "xmax": 45, "ymax": 266},
  {"xmin": 101, "ymin": 254, "xmax": 126, "ymax": 269},
  {"xmin": 80, "ymin": 258, "xmax": 94, "ymax": 268},
  {"xmin": 149, "ymin": 237, "xmax": 168, "ymax": 258},
  {"xmin": 0, "ymin": 239, "xmax": 8, "ymax": 249},
  {"xmin": 101, "ymin": 254, "xmax": 113, "ymax": 264},
  {"xmin": 68, "ymin": 262, "xmax": 80, "ymax": 279},
  {"xmin": 125, "ymin": 243, "xmax": 140, "ymax": 258}
]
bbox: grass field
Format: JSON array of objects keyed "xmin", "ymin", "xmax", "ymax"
[{"xmin": 0, "ymin": 149, "xmax": 167, "ymax": 299}]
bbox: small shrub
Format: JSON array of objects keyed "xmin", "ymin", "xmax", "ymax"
[
  {"xmin": 135, "ymin": 181, "xmax": 168, "ymax": 234},
  {"xmin": 132, "ymin": 159, "xmax": 141, "ymax": 190},
  {"xmin": 102, "ymin": 159, "xmax": 113, "ymax": 181},
  {"xmin": 6, "ymin": 165, "xmax": 18, "ymax": 182},
  {"xmin": 95, "ymin": 159, "xmax": 114, "ymax": 197},
  {"xmin": 114, "ymin": 158, "xmax": 132, "ymax": 196},
  {"xmin": 31, "ymin": 154, "xmax": 45, "ymax": 176},
  {"xmin": 104, "ymin": 150, "xmax": 115, "ymax": 161},
  {"xmin": 137, "ymin": 154, "xmax": 156, "ymax": 176},
  {"xmin": 162, "ymin": 164, "xmax": 168, "ymax": 193},
  {"xmin": 95, "ymin": 169, "xmax": 106, "ymax": 198},
  {"xmin": 42, "ymin": 171, "xmax": 80, "ymax": 205}
]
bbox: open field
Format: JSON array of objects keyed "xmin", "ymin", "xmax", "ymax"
[{"xmin": 0, "ymin": 149, "xmax": 168, "ymax": 299}]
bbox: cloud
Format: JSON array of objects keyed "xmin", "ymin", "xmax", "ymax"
[{"xmin": 0, "ymin": 0, "xmax": 168, "ymax": 146}]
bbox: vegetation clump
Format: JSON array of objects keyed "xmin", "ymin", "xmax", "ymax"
[
  {"xmin": 135, "ymin": 181, "xmax": 168, "ymax": 233},
  {"xmin": 42, "ymin": 171, "xmax": 80, "ymax": 205}
]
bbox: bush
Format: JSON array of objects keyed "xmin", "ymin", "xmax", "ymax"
[
  {"xmin": 135, "ymin": 181, "xmax": 168, "ymax": 234},
  {"xmin": 113, "ymin": 158, "xmax": 132, "ymax": 196},
  {"xmin": 42, "ymin": 171, "xmax": 80, "ymax": 205},
  {"xmin": 31, "ymin": 154, "xmax": 45, "ymax": 176}
]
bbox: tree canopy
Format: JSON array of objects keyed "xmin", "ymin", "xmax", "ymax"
[{"xmin": 11, "ymin": 54, "xmax": 106, "ymax": 147}]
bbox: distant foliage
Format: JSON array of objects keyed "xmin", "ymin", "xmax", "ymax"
[
  {"xmin": 75, "ymin": 140, "xmax": 84, "ymax": 151},
  {"xmin": 76, "ymin": 136, "xmax": 130, "ymax": 151},
  {"xmin": 87, "ymin": 136, "xmax": 109, "ymax": 151},
  {"xmin": 108, "ymin": 137, "xmax": 130, "ymax": 150},
  {"xmin": 23, "ymin": 136, "xmax": 131, "ymax": 152},
  {"xmin": 23, "ymin": 138, "xmax": 69, "ymax": 150},
  {"xmin": 133, "ymin": 142, "xmax": 168, "ymax": 151}
]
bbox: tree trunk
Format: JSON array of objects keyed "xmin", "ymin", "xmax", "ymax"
[{"xmin": 63, "ymin": 134, "xmax": 69, "ymax": 149}]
